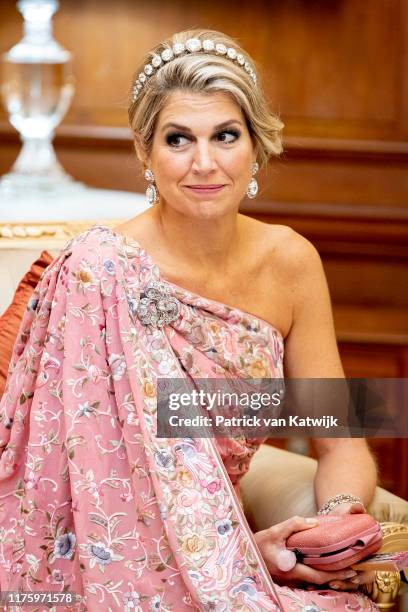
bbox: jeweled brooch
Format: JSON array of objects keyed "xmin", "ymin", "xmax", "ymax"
[{"xmin": 136, "ymin": 281, "xmax": 180, "ymax": 327}]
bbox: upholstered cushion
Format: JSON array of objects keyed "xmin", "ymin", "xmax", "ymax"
[{"xmin": 0, "ymin": 250, "xmax": 53, "ymax": 397}]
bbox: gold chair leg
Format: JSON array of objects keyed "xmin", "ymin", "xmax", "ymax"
[{"xmin": 362, "ymin": 571, "xmax": 401, "ymax": 610}]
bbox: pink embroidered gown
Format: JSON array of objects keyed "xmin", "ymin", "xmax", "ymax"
[{"xmin": 0, "ymin": 225, "xmax": 378, "ymax": 611}]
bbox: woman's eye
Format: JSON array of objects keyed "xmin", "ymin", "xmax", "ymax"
[
  {"xmin": 165, "ymin": 129, "xmax": 240, "ymax": 147},
  {"xmin": 166, "ymin": 133, "xmax": 190, "ymax": 147},
  {"xmin": 217, "ymin": 130, "xmax": 240, "ymax": 143}
]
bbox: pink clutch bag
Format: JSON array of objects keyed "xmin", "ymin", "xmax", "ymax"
[{"xmin": 286, "ymin": 514, "xmax": 383, "ymax": 571}]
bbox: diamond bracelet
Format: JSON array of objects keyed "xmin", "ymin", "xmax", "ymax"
[{"xmin": 317, "ymin": 493, "xmax": 364, "ymax": 516}]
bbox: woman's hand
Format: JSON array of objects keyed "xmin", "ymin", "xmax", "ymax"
[
  {"xmin": 253, "ymin": 515, "xmax": 374, "ymax": 590},
  {"xmin": 320, "ymin": 503, "xmax": 376, "ymax": 589}
]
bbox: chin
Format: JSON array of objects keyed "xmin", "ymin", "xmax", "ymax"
[
  {"xmin": 163, "ymin": 192, "xmax": 237, "ymax": 218},
  {"xmin": 184, "ymin": 194, "xmax": 237, "ymax": 215},
  {"xmin": 190, "ymin": 201, "xmax": 234, "ymax": 219}
]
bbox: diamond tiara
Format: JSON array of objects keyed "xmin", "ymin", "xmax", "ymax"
[{"xmin": 131, "ymin": 37, "xmax": 257, "ymax": 103}]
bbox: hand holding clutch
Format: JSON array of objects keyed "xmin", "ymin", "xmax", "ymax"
[
  {"xmin": 286, "ymin": 513, "xmax": 382, "ymax": 571},
  {"xmin": 253, "ymin": 515, "xmax": 362, "ymax": 589}
]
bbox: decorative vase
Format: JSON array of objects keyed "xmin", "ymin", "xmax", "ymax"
[{"xmin": 0, "ymin": 0, "xmax": 83, "ymax": 196}]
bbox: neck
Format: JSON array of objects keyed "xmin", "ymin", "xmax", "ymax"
[{"xmin": 149, "ymin": 204, "xmax": 244, "ymax": 278}]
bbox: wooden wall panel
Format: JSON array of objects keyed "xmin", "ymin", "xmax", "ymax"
[{"xmin": 324, "ymin": 259, "xmax": 408, "ymax": 307}]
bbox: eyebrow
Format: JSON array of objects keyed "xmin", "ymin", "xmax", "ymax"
[{"xmin": 160, "ymin": 119, "xmax": 243, "ymax": 133}]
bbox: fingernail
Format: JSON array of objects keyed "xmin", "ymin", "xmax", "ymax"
[
  {"xmin": 305, "ymin": 518, "xmax": 319, "ymax": 525},
  {"xmin": 329, "ymin": 582, "xmax": 341, "ymax": 589},
  {"xmin": 345, "ymin": 571, "xmax": 357, "ymax": 578},
  {"xmin": 351, "ymin": 577, "xmax": 361, "ymax": 584}
]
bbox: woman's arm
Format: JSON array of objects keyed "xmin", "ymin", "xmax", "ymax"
[
  {"xmin": 313, "ymin": 437, "xmax": 377, "ymax": 512},
  {"xmin": 281, "ymin": 231, "xmax": 377, "ymax": 511}
]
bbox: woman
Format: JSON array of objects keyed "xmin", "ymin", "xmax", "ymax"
[{"xmin": 0, "ymin": 29, "xmax": 378, "ymax": 611}]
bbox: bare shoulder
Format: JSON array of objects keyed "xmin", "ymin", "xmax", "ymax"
[
  {"xmin": 268, "ymin": 225, "xmax": 321, "ymax": 277},
  {"xmin": 243, "ymin": 217, "xmax": 320, "ymax": 280},
  {"xmin": 262, "ymin": 224, "xmax": 335, "ymax": 331}
]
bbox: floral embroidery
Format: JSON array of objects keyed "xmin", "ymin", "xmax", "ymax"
[
  {"xmin": 181, "ymin": 533, "xmax": 208, "ymax": 562},
  {"xmin": 108, "ymin": 352, "xmax": 127, "ymax": 381},
  {"xmin": 123, "ymin": 589, "xmax": 140, "ymax": 607},
  {"xmin": 74, "ymin": 262, "xmax": 96, "ymax": 293},
  {"xmin": 154, "ymin": 449, "xmax": 174, "ymax": 470},
  {"xmin": 103, "ymin": 259, "xmax": 116, "ymax": 276},
  {"xmin": 53, "ymin": 533, "xmax": 76, "ymax": 560},
  {"xmin": 88, "ymin": 542, "xmax": 114, "ymax": 566},
  {"xmin": 214, "ymin": 518, "xmax": 233, "ymax": 537}
]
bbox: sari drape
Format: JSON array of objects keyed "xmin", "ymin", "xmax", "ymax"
[{"xmin": 0, "ymin": 225, "xmax": 378, "ymax": 611}]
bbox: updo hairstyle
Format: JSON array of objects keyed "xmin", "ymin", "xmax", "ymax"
[{"xmin": 128, "ymin": 28, "xmax": 284, "ymax": 168}]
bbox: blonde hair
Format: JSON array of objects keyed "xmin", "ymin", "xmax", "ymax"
[{"xmin": 128, "ymin": 28, "xmax": 284, "ymax": 168}]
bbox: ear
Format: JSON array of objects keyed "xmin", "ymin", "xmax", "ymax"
[
  {"xmin": 252, "ymin": 143, "xmax": 260, "ymax": 167},
  {"xmin": 133, "ymin": 132, "xmax": 150, "ymax": 167}
]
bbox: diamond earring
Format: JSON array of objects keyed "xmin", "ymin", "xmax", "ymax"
[
  {"xmin": 144, "ymin": 168, "xmax": 159, "ymax": 205},
  {"xmin": 246, "ymin": 162, "xmax": 259, "ymax": 199}
]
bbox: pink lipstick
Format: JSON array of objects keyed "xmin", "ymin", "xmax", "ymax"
[{"xmin": 185, "ymin": 184, "xmax": 225, "ymax": 196}]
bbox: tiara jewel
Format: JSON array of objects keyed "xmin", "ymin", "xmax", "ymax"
[
  {"xmin": 202, "ymin": 39, "xmax": 215, "ymax": 52},
  {"xmin": 227, "ymin": 47, "xmax": 237, "ymax": 60},
  {"xmin": 173, "ymin": 42, "xmax": 185, "ymax": 55},
  {"xmin": 185, "ymin": 37, "xmax": 202, "ymax": 52},
  {"xmin": 151, "ymin": 54, "xmax": 163, "ymax": 68},
  {"xmin": 161, "ymin": 48, "xmax": 173, "ymax": 62},
  {"xmin": 215, "ymin": 43, "xmax": 227, "ymax": 55},
  {"xmin": 131, "ymin": 37, "xmax": 257, "ymax": 102}
]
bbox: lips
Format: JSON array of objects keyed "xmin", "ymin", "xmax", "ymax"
[
  {"xmin": 185, "ymin": 184, "xmax": 225, "ymax": 196},
  {"xmin": 186, "ymin": 185, "xmax": 224, "ymax": 189}
]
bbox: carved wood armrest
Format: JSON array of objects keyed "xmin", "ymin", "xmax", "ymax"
[{"xmin": 361, "ymin": 522, "xmax": 408, "ymax": 610}]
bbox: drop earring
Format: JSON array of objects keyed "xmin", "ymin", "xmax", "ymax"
[
  {"xmin": 144, "ymin": 168, "xmax": 159, "ymax": 205},
  {"xmin": 246, "ymin": 162, "xmax": 259, "ymax": 199}
]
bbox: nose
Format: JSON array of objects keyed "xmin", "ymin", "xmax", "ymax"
[{"xmin": 191, "ymin": 139, "xmax": 217, "ymax": 175}]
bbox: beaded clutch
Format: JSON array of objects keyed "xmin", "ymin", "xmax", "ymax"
[{"xmin": 286, "ymin": 514, "xmax": 383, "ymax": 571}]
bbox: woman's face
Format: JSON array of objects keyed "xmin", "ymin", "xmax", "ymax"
[{"xmin": 141, "ymin": 90, "xmax": 256, "ymax": 219}]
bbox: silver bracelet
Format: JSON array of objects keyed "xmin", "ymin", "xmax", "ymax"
[{"xmin": 317, "ymin": 493, "xmax": 364, "ymax": 516}]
